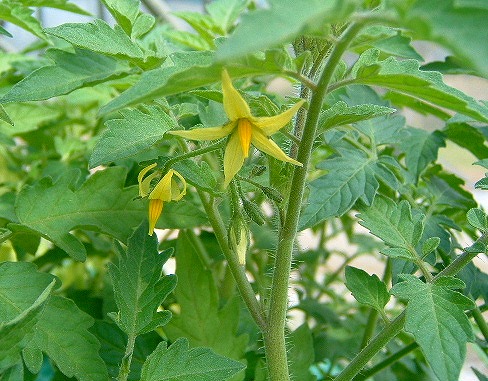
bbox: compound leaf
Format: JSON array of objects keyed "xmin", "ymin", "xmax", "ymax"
[{"xmin": 109, "ymin": 221, "xmax": 176, "ymax": 336}]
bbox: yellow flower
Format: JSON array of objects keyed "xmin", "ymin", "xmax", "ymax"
[
  {"xmin": 169, "ymin": 69, "xmax": 304, "ymax": 187},
  {"xmin": 138, "ymin": 163, "xmax": 187, "ymax": 235}
]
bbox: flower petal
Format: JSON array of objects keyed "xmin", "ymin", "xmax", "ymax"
[
  {"xmin": 138, "ymin": 163, "xmax": 157, "ymax": 197},
  {"xmin": 168, "ymin": 122, "xmax": 235, "ymax": 141},
  {"xmin": 251, "ymin": 128, "xmax": 302, "ymax": 166},
  {"xmin": 222, "ymin": 69, "xmax": 252, "ymax": 120},
  {"xmin": 149, "ymin": 169, "xmax": 174, "ymax": 201},
  {"xmin": 223, "ymin": 131, "xmax": 245, "ymax": 188},
  {"xmin": 170, "ymin": 170, "xmax": 187, "ymax": 201},
  {"xmin": 253, "ymin": 100, "xmax": 305, "ymax": 136},
  {"xmin": 148, "ymin": 199, "xmax": 163, "ymax": 235}
]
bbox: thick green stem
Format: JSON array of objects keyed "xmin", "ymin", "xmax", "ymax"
[
  {"xmin": 472, "ymin": 304, "xmax": 488, "ymax": 343},
  {"xmin": 352, "ymin": 342, "xmax": 419, "ymax": 381},
  {"xmin": 264, "ymin": 22, "xmax": 365, "ymax": 381}
]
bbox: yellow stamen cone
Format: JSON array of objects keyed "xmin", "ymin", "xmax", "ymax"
[{"xmin": 238, "ymin": 119, "xmax": 252, "ymax": 158}]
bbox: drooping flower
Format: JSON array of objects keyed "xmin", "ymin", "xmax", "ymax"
[
  {"xmin": 169, "ymin": 69, "xmax": 304, "ymax": 187},
  {"xmin": 138, "ymin": 163, "xmax": 187, "ymax": 235}
]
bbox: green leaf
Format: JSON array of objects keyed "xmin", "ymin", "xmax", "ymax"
[
  {"xmin": 389, "ymin": 0, "xmax": 488, "ymax": 78},
  {"xmin": 45, "ymin": 20, "xmax": 145, "ymax": 61},
  {"xmin": 100, "ymin": 0, "xmax": 140, "ymax": 35},
  {"xmin": 443, "ymin": 120, "xmax": 488, "ymax": 160},
  {"xmin": 473, "ymin": 368, "xmax": 488, "ymax": 381},
  {"xmin": 172, "ymin": 159, "xmax": 220, "ymax": 196},
  {"xmin": 391, "ymin": 275, "xmax": 475, "ymax": 381},
  {"xmin": 467, "ymin": 208, "xmax": 488, "ymax": 233},
  {"xmin": 384, "ymin": 91, "xmax": 453, "ymax": 120},
  {"xmin": 0, "ymin": 105, "xmax": 13, "ymax": 126},
  {"xmin": 21, "ymin": 0, "xmax": 91, "ymax": 15},
  {"xmin": 216, "ymin": 0, "xmax": 358, "ymax": 60},
  {"xmin": 109, "ymin": 221, "xmax": 176, "ymax": 336},
  {"xmin": 206, "ymin": 0, "xmax": 248, "ymax": 34},
  {"xmin": 357, "ymin": 196, "xmax": 424, "ymax": 261},
  {"xmin": 0, "ymin": 262, "xmax": 57, "ymax": 372},
  {"xmin": 399, "ymin": 127, "xmax": 445, "ymax": 183},
  {"xmin": 165, "ymin": 232, "xmax": 248, "ymax": 363},
  {"xmin": 89, "ymin": 106, "xmax": 177, "ymax": 168},
  {"xmin": 1, "ymin": 48, "xmax": 131, "ymax": 103},
  {"xmin": 141, "ymin": 337, "xmax": 245, "ymax": 381},
  {"xmin": 287, "ymin": 324, "xmax": 316, "ymax": 381},
  {"xmin": 0, "ymin": 25, "xmax": 13, "ymax": 37},
  {"xmin": 351, "ymin": 50, "xmax": 488, "ymax": 122},
  {"xmin": 299, "ymin": 152, "xmax": 379, "ymax": 230},
  {"xmin": 0, "ymin": 262, "xmax": 56, "ymax": 322},
  {"xmin": 26, "ymin": 296, "xmax": 109, "ymax": 381},
  {"xmin": 0, "ymin": 1, "xmax": 45, "ymax": 39},
  {"xmin": 345, "ymin": 266, "xmax": 390, "ymax": 311},
  {"xmin": 422, "ymin": 237, "xmax": 441, "ymax": 257},
  {"xmin": 14, "ymin": 167, "xmax": 144, "ymax": 261},
  {"xmin": 156, "ymin": 200, "xmax": 209, "ymax": 229},
  {"xmin": 352, "ymin": 26, "xmax": 423, "ymax": 60},
  {"xmin": 0, "ymin": 103, "xmax": 61, "ymax": 136},
  {"xmin": 318, "ymin": 101, "xmax": 396, "ymax": 132}
]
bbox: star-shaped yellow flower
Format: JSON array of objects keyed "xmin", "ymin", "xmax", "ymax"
[
  {"xmin": 138, "ymin": 163, "xmax": 187, "ymax": 235},
  {"xmin": 169, "ymin": 69, "xmax": 304, "ymax": 187}
]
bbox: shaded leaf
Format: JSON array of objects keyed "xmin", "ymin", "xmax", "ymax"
[
  {"xmin": 14, "ymin": 167, "xmax": 144, "ymax": 261},
  {"xmin": 443, "ymin": 121, "xmax": 488, "ymax": 160},
  {"xmin": 467, "ymin": 208, "xmax": 488, "ymax": 233},
  {"xmin": 287, "ymin": 324, "xmax": 316, "ymax": 381},
  {"xmin": 165, "ymin": 232, "xmax": 248, "ymax": 362},
  {"xmin": 26, "ymin": 296, "xmax": 109, "ymax": 381},
  {"xmin": 0, "ymin": 1, "xmax": 45, "ymax": 39},
  {"xmin": 399, "ymin": 127, "xmax": 445, "ymax": 183},
  {"xmin": 140, "ymin": 338, "xmax": 245, "ymax": 381},
  {"xmin": 318, "ymin": 101, "xmax": 396, "ymax": 132},
  {"xmin": 299, "ymin": 152, "xmax": 378, "ymax": 230}
]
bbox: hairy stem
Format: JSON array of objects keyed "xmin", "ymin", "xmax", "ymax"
[
  {"xmin": 264, "ymin": 22, "xmax": 365, "ymax": 381},
  {"xmin": 199, "ymin": 192, "xmax": 267, "ymax": 331},
  {"xmin": 117, "ymin": 333, "xmax": 136, "ymax": 381}
]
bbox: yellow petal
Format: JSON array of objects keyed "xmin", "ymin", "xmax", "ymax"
[
  {"xmin": 253, "ymin": 100, "xmax": 305, "ymax": 136},
  {"xmin": 223, "ymin": 131, "xmax": 245, "ymax": 188},
  {"xmin": 222, "ymin": 69, "xmax": 252, "ymax": 120},
  {"xmin": 237, "ymin": 119, "xmax": 252, "ymax": 158},
  {"xmin": 148, "ymin": 199, "xmax": 163, "ymax": 235},
  {"xmin": 138, "ymin": 163, "xmax": 157, "ymax": 197},
  {"xmin": 170, "ymin": 170, "xmax": 187, "ymax": 201},
  {"xmin": 168, "ymin": 122, "xmax": 235, "ymax": 141},
  {"xmin": 251, "ymin": 128, "xmax": 302, "ymax": 166},
  {"xmin": 149, "ymin": 169, "xmax": 174, "ymax": 201}
]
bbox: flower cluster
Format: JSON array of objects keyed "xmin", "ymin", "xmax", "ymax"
[
  {"xmin": 138, "ymin": 163, "xmax": 186, "ymax": 235},
  {"xmin": 138, "ymin": 69, "xmax": 303, "ymax": 237}
]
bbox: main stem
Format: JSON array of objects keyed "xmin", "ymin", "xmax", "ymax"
[{"xmin": 264, "ymin": 22, "xmax": 365, "ymax": 381}]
